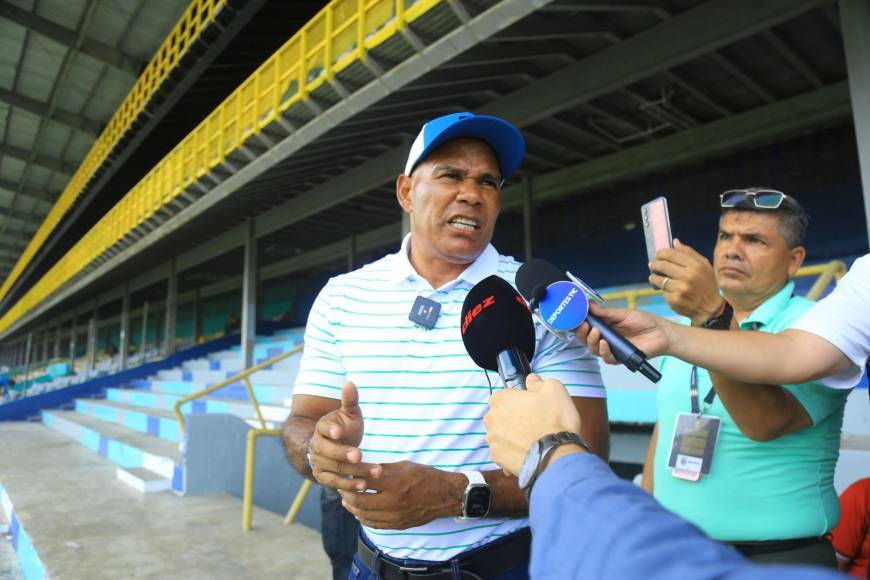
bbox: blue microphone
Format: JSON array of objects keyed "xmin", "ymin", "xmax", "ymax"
[
  {"xmin": 539, "ymin": 281, "xmax": 590, "ymax": 331},
  {"xmin": 517, "ymin": 260, "xmax": 662, "ymax": 384}
]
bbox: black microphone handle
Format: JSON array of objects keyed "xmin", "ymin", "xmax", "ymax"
[
  {"xmin": 496, "ymin": 347, "xmax": 531, "ymax": 390},
  {"xmin": 586, "ymin": 313, "xmax": 662, "ymax": 383}
]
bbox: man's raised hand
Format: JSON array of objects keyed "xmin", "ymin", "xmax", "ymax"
[{"xmin": 309, "ymin": 382, "xmax": 381, "ymax": 491}]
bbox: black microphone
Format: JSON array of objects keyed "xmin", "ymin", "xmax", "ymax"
[
  {"xmin": 516, "ymin": 259, "xmax": 661, "ymax": 383},
  {"xmin": 460, "ymin": 275, "xmax": 535, "ymax": 389}
]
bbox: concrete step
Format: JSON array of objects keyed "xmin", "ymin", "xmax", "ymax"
[
  {"xmin": 146, "ymin": 380, "xmax": 293, "ymax": 404},
  {"xmin": 0, "ymin": 422, "xmax": 329, "ymax": 578},
  {"xmin": 76, "ymin": 399, "xmax": 180, "ymax": 443},
  {"xmin": 117, "ymin": 467, "xmax": 172, "ymax": 493},
  {"xmin": 105, "ymin": 388, "xmax": 291, "ymax": 424},
  {"xmin": 212, "ymin": 343, "xmax": 300, "ymax": 362},
  {"xmin": 273, "ymin": 327, "xmax": 305, "ymax": 338},
  {"xmin": 155, "ymin": 366, "xmax": 299, "ymax": 387},
  {"xmin": 42, "ymin": 410, "xmax": 181, "ymax": 490}
]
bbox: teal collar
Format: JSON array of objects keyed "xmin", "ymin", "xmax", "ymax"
[{"xmin": 738, "ymin": 280, "xmax": 795, "ymax": 330}]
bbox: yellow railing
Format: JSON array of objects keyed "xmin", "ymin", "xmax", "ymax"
[
  {"xmin": 0, "ymin": 0, "xmax": 230, "ymax": 306},
  {"xmin": 0, "ymin": 0, "xmax": 443, "ymax": 336},
  {"xmin": 601, "ymin": 259, "xmax": 848, "ymax": 309},
  {"xmin": 172, "ymin": 343, "xmax": 310, "ymax": 531}
]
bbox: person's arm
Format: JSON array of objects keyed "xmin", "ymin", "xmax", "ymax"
[
  {"xmin": 641, "ymin": 422, "xmax": 657, "ymax": 493},
  {"xmin": 572, "ymin": 395, "xmax": 609, "ymax": 461},
  {"xmin": 529, "ymin": 452, "xmax": 838, "ymax": 580},
  {"xmin": 703, "ymin": 316, "xmax": 811, "ymax": 441},
  {"xmin": 577, "ymin": 306, "xmax": 852, "ymax": 386}
]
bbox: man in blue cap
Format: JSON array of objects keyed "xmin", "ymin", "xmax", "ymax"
[{"xmin": 283, "ymin": 113, "xmax": 609, "ymax": 579}]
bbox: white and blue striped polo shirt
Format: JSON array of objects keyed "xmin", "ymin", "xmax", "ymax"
[{"xmin": 294, "ymin": 235, "xmax": 605, "ymax": 562}]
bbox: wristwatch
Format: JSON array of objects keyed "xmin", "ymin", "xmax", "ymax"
[
  {"xmin": 457, "ymin": 471, "xmax": 491, "ymax": 520},
  {"xmin": 699, "ymin": 300, "xmax": 733, "ymax": 330},
  {"xmin": 518, "ymin": 432, "xmax": 589, "ymax": 501}
]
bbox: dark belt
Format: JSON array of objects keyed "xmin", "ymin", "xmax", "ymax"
[
  {"xmin": 727, "ymin": 536, "xmax": 827, "ymax": 557},
  {"xmin": 357, "ymin": 527, "xmax": 530, "ymax": 580}
]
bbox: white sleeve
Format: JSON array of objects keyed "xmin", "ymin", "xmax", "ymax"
[{"xmin": 790, "ymin": 255, "xmax": 870, "ymax": 389}]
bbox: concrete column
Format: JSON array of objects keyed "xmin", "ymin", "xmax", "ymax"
[
  {"xmin": 69, "ymin": 312, "xmax": 78, "ymax": 366},
  {"xmin": 241, "ymin": 219, "xmax": 258, "ymax": 369},
  {"xmin": 841, "ymin": 0, "xmax": 870, "ymax": 244},
  {"xmin": 86, "ymin": 318, "xmax": 97, "ymax": 377},
  {"xmin": 54, "ymin": 323, "xmax": 62, "ymax": 360},
  {"xmin": 120, "ymin": 283, "xmax": 130, "ymax": 371},
  {"xmin": 193, "ymin": 287, "xmax": 202, "ymax": 343},
  {"xmin": 22, "ymin": 333, "xmax": 32, "ymax": 391},
  {"xmin": 163, "ymin": 260, "xmax": 178, "ymax": 357},
  {"xmin": 43, "ymin": 332, "xmax": 50, "ymax": 363},
  {"xmin": 140, "ymin": 300, "xmax": 149, "ymax": 366},
  {"xmin": 348, "ymin": 234, "xmax": 357, "ymax": 272},
  {"xmin": 522, "ymin": 175, "xmax": 535, "ymax": 262}
]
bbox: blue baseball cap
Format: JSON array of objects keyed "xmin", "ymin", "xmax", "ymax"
[{"xmin": 404, "ymin": 112, "xmax": 526, "ymax": 181}]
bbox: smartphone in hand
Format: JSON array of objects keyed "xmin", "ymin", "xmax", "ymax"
[{"xmin": 641, "ymin": 196, "xmax": 673, "ymax": 266}]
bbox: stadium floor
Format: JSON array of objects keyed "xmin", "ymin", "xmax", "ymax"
[{"xmin": 0, "ymin": 422, "xmax": 328, "ymax": 578}]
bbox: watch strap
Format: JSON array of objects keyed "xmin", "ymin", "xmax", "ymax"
[
  {"xmin": 461, "ymin": 470, "xmax": 485, "ymax": 486},
  {"xmin": 522, "ymin": 432, "xmax": 589, "ymax": 501},
  {"xmin": 701, "ymin": 300, "xmax": 733, "ymax": 330}
]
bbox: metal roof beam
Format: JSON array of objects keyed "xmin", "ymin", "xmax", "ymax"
[
  {"xmin": 708, "ymin": 52, "xmax": 776, "ymax": 104},
  {"xmin": 0, "ymin": 178, "xmax": 56, "ymax": 205},
  {"xmin": 761, "ymin": 30, "xmax": 824, "ymax": 89},
  {"xmin": 539, "ymin": 2, "xmax": 670, "ymax": 18},
  {"xmin": 501, "ymin": 82, "xmax": 850, "ymax": 209},
  {"xmin": 0, "ymin": 209, "xmax": 39, "ymax": 231},
  {"xmin": 0, "ymin": 87, "xmax": 102, "ymax": 137},
  {"xmin": 480, "ymin": 0, "xmax": 827, "ymax": 124},
  {"xmin": 0, "ymin": 144, "xmax": 76, "ymax": 175},
  {"xmin": 0, "ymin": 1, "xmax": 143, "ymax": 76}
]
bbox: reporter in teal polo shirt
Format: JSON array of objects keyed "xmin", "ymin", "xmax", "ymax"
[{"xmin": 641, "ymin": 189, "xmax": 850, "ymax": 567}]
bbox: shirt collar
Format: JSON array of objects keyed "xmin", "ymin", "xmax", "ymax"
[
  {"xmin": 387, "ymin": 233, "xmax": 500, "ymax": 288},
  {"xmin": 739, "ymin": 280, "xmax": 795, "ymax": 330}
]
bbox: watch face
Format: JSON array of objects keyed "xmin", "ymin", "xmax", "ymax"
[
  {"xmin": 465, "ymin": 485, "xmax": 491, "ymax": 518},
  {"xmin": 518, "ymin": 442, "xmax": 542, "ymax": 490}
]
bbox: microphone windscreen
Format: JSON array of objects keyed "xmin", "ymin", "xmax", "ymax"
[
  {"xmin": 540, "ymin": 281, "xmax": 589, "ymax": 331},
  {"xmin": 461, "ymin": 275, "xmax": 535, "ymax": 371},
  {"xmin": 515, "ymin": 258, "xmax": 565, "ymax": 301}
]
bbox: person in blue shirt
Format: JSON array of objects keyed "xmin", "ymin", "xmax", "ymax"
[{"xmin": 483, "ymin": 374, "xmax": 842, "ymax": 579}]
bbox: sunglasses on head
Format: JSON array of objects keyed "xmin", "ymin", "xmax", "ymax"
[{"xmin": 720, "ymin": 189, "xmax": 787, "ymax": 209}]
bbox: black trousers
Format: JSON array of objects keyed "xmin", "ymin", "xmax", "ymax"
[{"xmin": 321, "ymin": 486, "xmax": 360, "ymax": 580}]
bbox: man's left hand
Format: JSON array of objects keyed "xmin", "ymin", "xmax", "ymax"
[
  {"xmin": 484, "ymin": 374, "xmax": 582, "ymax": 476},
  {"xmin": 340, "ymin": 461, "xmax": 465, "ymax": 529}
]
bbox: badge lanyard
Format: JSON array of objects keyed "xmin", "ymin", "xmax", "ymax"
[
  {"xmin": 689, "ymin": 366, "xmax": 717, "ymax": 416},
  {"xmin": 667, "ymin": 366, "xmax": 722, "ymax": 481}
]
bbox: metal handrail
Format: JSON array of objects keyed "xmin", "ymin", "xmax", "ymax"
[
  {"xmin": 171, "ymin": 342, "xmax": 308, "ymax": 531},
  {"xmin": 601, "ymin": 259, "xmax": 847, "ymax": 309},
  {"xmin": 173, "ymin": 343, "xmax": 303, "ymax": 432}
]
